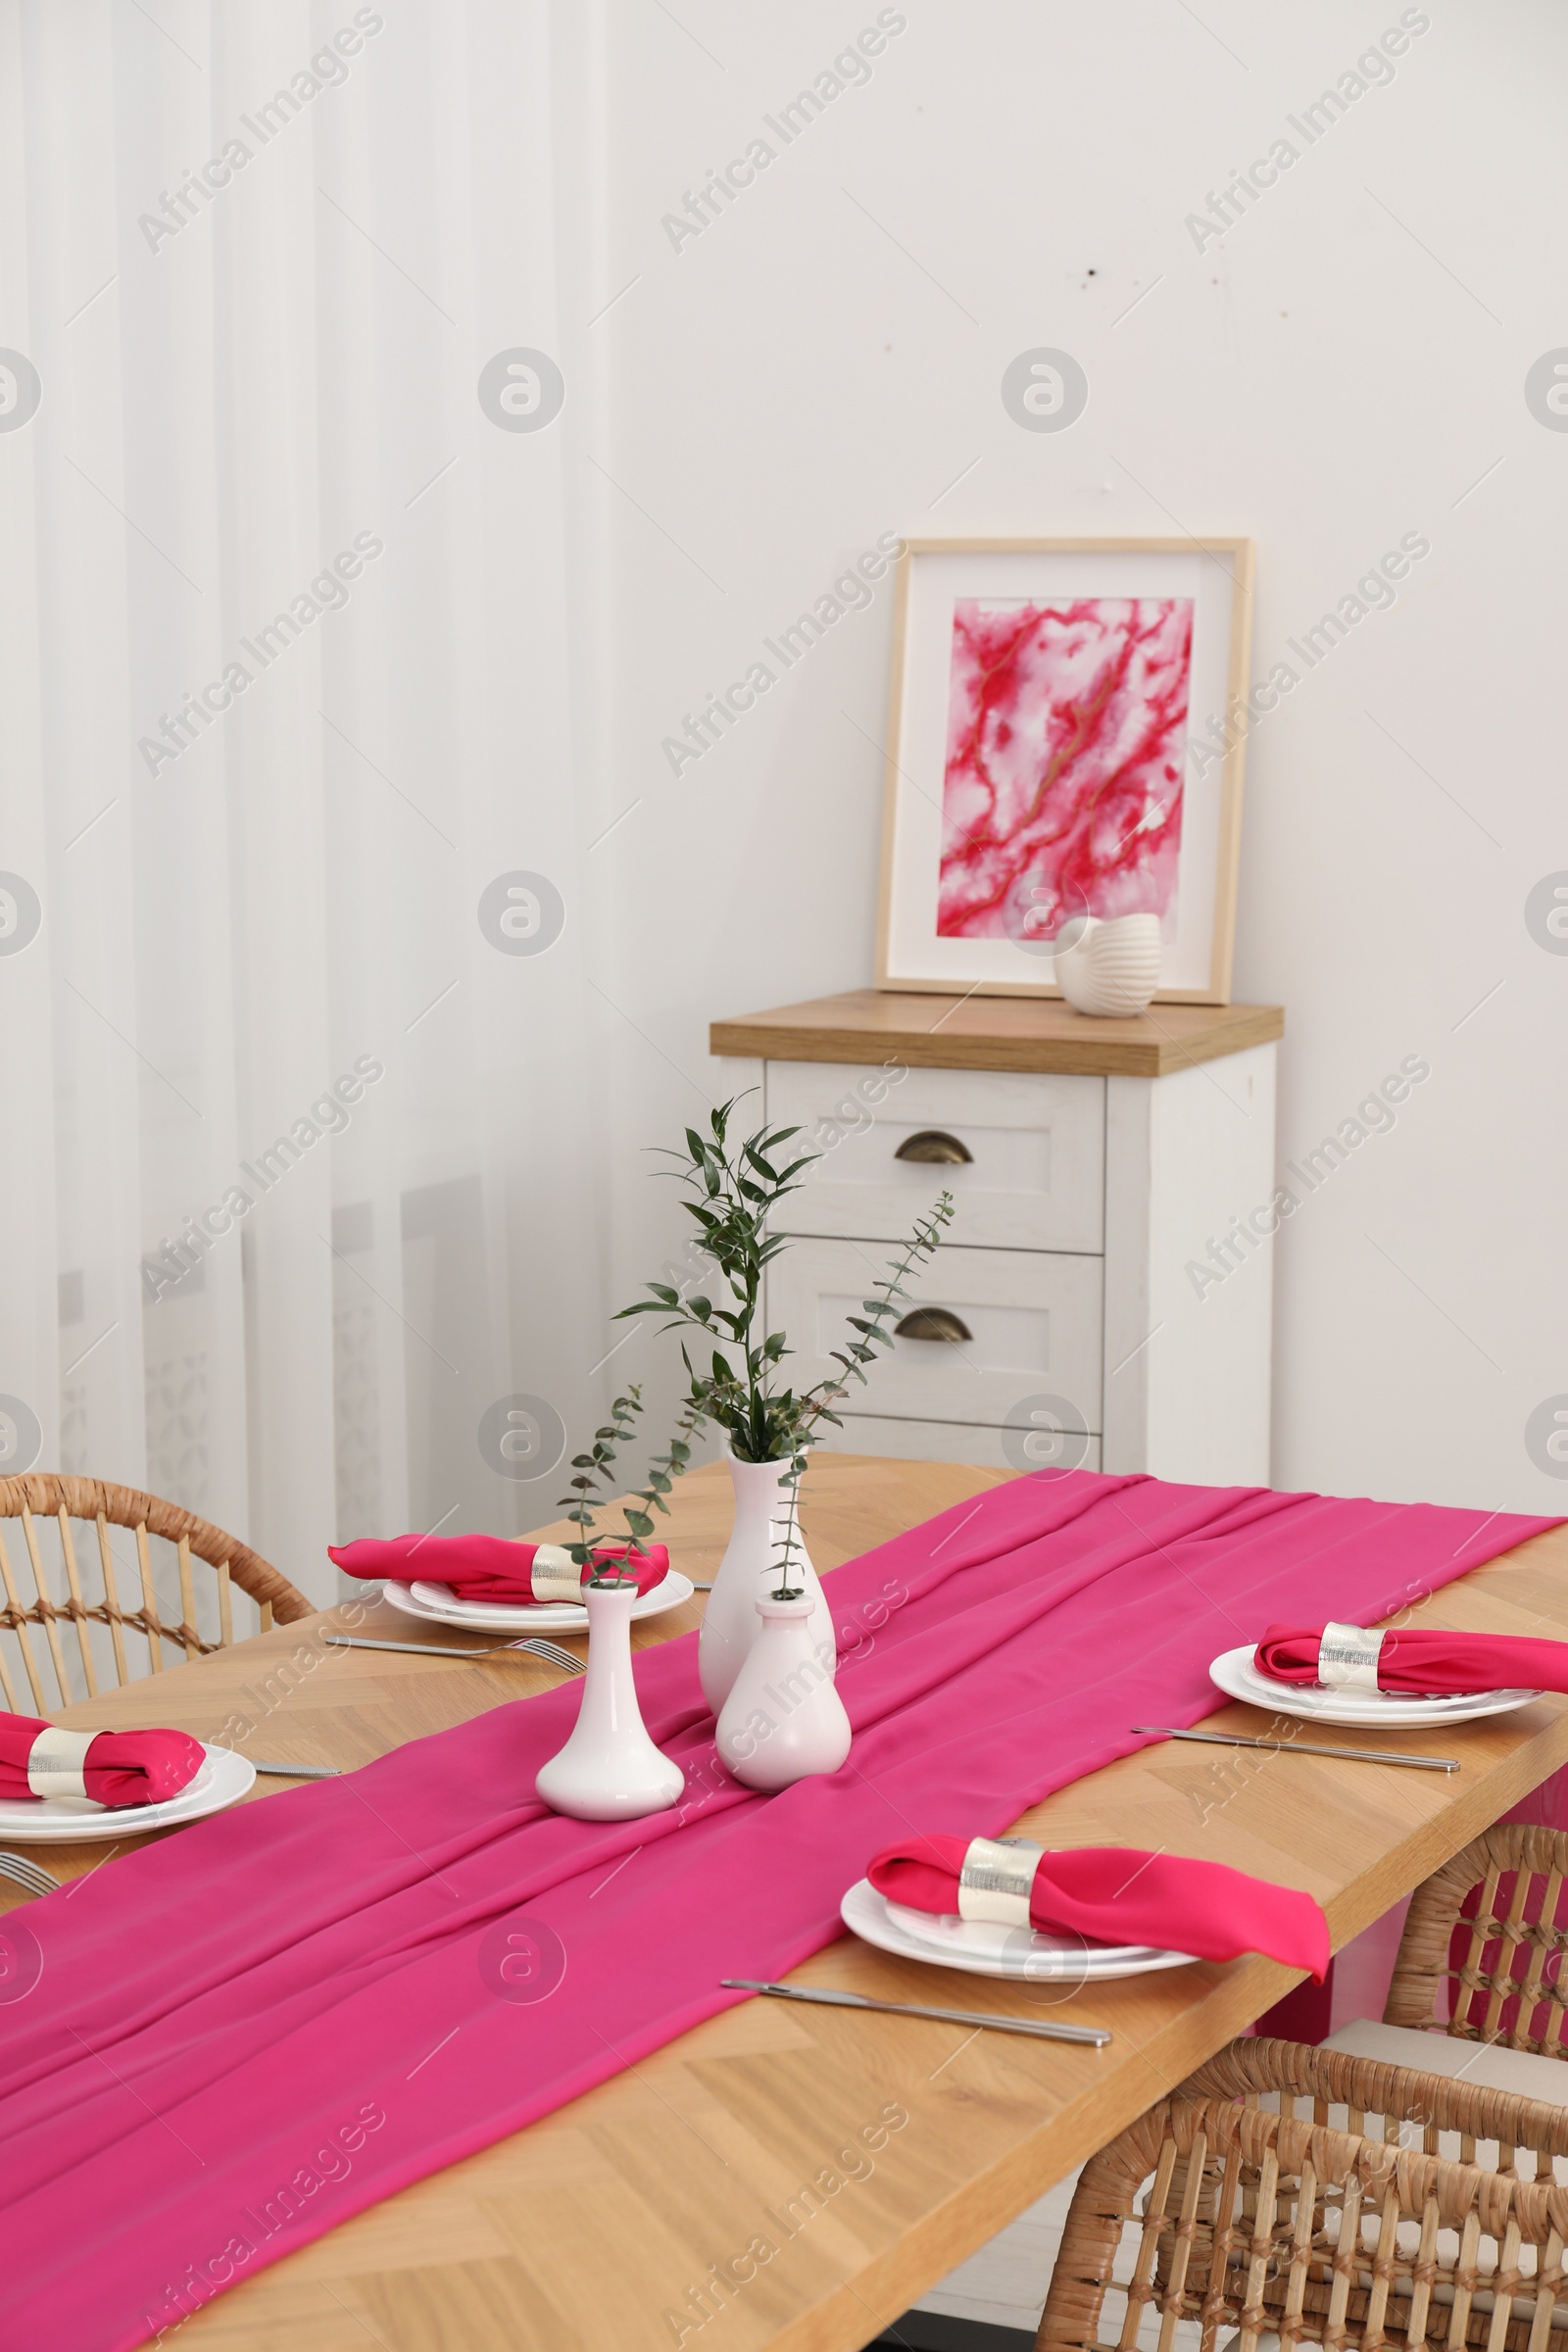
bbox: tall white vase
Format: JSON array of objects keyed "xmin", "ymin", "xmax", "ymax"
[
  {"xmin": 715, "ymin": 1593, "xmax": 853, "ymax": 1791},
  {"xmin": 698, "ymin": 1452, "xmax": 834, "ymax": 1717},
  {"xmin": 535, "ymin": 1583, "xmax": 685, "ymax": 1822}
]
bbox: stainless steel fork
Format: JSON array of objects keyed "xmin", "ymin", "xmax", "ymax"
[
  {"xmin": 0, "ymin": 1850, "xmax": 60, "ymax": 1897},
  {"xmin": 514, "ymin": 1637, "xmax": 588, "ymax": 1673},
  {"xmin": 324, "ymin": 1631, "xmax": 584, "ymax": 1672}
]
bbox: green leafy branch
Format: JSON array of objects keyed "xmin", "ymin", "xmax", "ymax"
[
  {"xmin": 621, "ymin": 1396, "xmax": 709, "ymax": 1547},
  {"xmin": 556, "ymin": 1388, "xmax": 646, "ymax": 1586},
  {"xmin": 616, "ymin": 1097, "xmax": 817, "ymax": 1465},
  {"xmin": 798, "ymin": 1194, "xmax": 956, "ymax": 1435},
  {"xmin": 762, "ymin": 1197, "xmax": 955, "ymax": 1597},
  {"xmin": 555, "ymin": 1387, "xmax": 710, "ymax": 1588},
  {"xmin": 616, "ymin": 1096, "xmax": 956, "ymax": 1502}
]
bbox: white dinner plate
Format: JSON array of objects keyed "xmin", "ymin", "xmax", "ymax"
[
  {"xmin": 840, "ymin": 1880, "xmax": 1195, "ymax": 1984},
  {"xmin": 887, "ymin": 1900, "xmax": 1175, "ymax": 1969},
  {"xmin": 381, "ymin": 1572, "xmax": 695, "ymax": 1635},
  {"xmin": 0, "ymin": 1744, "xmax": 256, "ymax": 1843},
  {"xmin": 1208, "ymin": 1643, "xmax": 1540, "ymax": 1731}
]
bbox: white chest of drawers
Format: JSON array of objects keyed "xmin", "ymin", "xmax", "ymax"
[{"xmin": 711, "ymin": 991, "xmax": 1284, "ymax": 1486}]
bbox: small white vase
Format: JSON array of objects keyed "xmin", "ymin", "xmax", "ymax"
[
  {"xmin": 535, "ymin": 1582, "xmax": 684, "ymax": 1822},
  {"xmin": 1054, "ymin": 911, "xmax": 1162, "ymax": 1016},
  {"xmin": 715, "ymin": 1592, "xmax": 853, "ymax": 1791},
  {"xmin": 699, "ymin": 1452, "xmax": 834, "ymax": 1717}
]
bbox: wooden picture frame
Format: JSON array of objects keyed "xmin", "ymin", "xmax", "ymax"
[{"xmin": 874, "ymin": 536, "xmax": 1254, "ymax": 1004}]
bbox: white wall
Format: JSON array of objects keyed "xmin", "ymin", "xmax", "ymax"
[{"xmin": 584, "ymin": 0, "xmax": 1568, "ymax": 1515}]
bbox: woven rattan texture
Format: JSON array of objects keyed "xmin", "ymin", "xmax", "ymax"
[
  {"xmin": 1388, "ymin": 1827, "xmax": 1568, "ymax": 2058},
  {"xmin": 0, "ymin": 1471, "xmax": 308, "ymax": 1708},
  {"xmin": 1039, "ymin": 2034, "xmax": 1568, "ymax": 2352}
]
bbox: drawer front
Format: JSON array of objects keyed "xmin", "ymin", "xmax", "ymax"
[
  {"xmin": 763, "ymin": 1062, "xmax": 1104, "ymax": 1252},
  {"xmin": 817, "ymin": 1414, "xmax": 1103, "ymax": 1473},
  {"xmin": 768, "ymin": 1238, "xmax": 1103, "ymax": 1432}
]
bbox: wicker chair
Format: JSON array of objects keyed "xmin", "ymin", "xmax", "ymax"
[
  {"xmin": 1385, "ymin": 1825, "xmax": 1568, "ymax": 2059},
  {"xmin": 0, "ymin": 1472, "xmax": 310, "ymax": 1710},
  {"xmin": 1037, "ymin": 2034, "xmax": 1568, "ymax": 2352}
]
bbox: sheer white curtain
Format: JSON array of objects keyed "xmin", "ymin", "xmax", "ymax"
[{"xmin": 0, "ymin": 0, "xmax": 611, "ymax": 1603}]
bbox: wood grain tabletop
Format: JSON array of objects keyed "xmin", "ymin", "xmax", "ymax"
[
  {"xmin": 6, "ymin": 1454, "xmax": 1565, "ymax": 2352},
  {"xmin": 709, "ymin": 990, "xmax": 1284, "ymax": 1078}
]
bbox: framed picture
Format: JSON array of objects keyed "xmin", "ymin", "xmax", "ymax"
[{"xmin": 875, "ymin": 537, "xmax": 1254, "ymax": 1004}]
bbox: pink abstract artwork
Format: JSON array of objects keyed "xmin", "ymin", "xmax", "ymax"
[{"xmin": 936, "ymin": 597, "xmax": 1194, "ymax": 946}]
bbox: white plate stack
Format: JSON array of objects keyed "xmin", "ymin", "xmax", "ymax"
[
  {"xmin": 380, "ymin": 1572, "xmax": 695, "ymax": 1637},
  {"xmin": 1207, "ymin": 1643, "xmax": 1538, "ymax": 1731},
  {"xmin": 839, "ymin": 1879, "xmax": 1194, "ymax": 1983},
  {"xmin": 0, "ymin": 1745, "xmax": 257, "ymax": 1843}
]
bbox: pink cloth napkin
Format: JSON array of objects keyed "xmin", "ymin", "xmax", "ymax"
[
  {"xmin": 328, "ymin": 1533, "xmax": 670, "ymax": 1604},
  {"xmin": 0, "ymin": 1712, "xmax": 204, "ymax": 1808},
  {"xmin": 867, "ymin": 1833, "xmax": 1330, "ymax": 1975},
  {"xmin": 1255, "ymin": 1623, "xmax": 1568, "ymax": 1694},
  {"xmin": 1, "ymin": 1471, "xmax": 1557, "ymax": 2352}
]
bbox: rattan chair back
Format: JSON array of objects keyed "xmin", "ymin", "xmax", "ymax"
[
  {"xmin": 0, "ymin": 1471, "xmax": 309, "ymax": 1710},
  {"xmin": 1038, "ymin": 2034, "xmax": 1568, "ymax": 2352},
  {"xmin": 1387, "ymin": 1824, "xmax": 1568, "ymax": 2058}
]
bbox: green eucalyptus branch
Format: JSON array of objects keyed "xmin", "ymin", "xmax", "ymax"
[
  {"xmin": 795, "ymin": 1192, "xmax": 956, "ymax": 1436},
  {"xmin": 614, "ymin": 1094, "xmax": 819, "ymax": 1464},
  {"xmin": 554, "ymin": 1388, "xmax": 710, "ymax": 1591},
  {"xmin": 615, "ymin": 1102, "xmax": 956, "ymax": 1505},
  {"xmin": 555, "ymin": 1387, "xmax": 645, "ymax": 1585},
  {"xmin": 618, "ymin": 1396, "xmax": 710, "ymax": 1548},
  {"xmin": 768, "ymin": 1446, "xmax": 808, "ymax": 1601}
]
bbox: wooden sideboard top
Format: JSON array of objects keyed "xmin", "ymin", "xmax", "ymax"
[{"xmin": 710, "ymin": 990, "xmax": 1284, "ymax": 1079}]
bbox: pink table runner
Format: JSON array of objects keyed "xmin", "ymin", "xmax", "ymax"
[{"xmin": 0, "ymin": 1470, "xmax": 1556, "ymax": 2351}]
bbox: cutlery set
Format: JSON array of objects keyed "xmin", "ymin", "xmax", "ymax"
[{"xmin": 710, "ymin": 1706, "xmax": 1469, "ymax": 2050}]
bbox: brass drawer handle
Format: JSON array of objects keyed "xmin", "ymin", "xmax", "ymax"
[
  {"xmin": 894, "ymin": 1130, "xmax": 972, "ymax": 1165},
  {"xmin": 893, "ymin": 1307, "xmax": 973, "ymax": 1345}
]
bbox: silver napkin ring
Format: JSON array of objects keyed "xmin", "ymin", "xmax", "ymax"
[
  {"xmin": 27, "ymin": 1724, "xmax": 105, "ymax": 1807},
  {"xmin": 530, "ymin": 1543, "xmax": 585, "ymax": 1603},
  {"xmin": 1317, "ymin": 1622, "xmax": 1385, "ymax": 1690},
  {"xmin": 957, "ymin": 1836, "xmax": 1046, "ymax": 1927}
]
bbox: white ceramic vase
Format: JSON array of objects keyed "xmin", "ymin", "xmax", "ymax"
[
  {"xmin": 715, "ymin": 1592, "xmax": 853, "ymax": 1791},
  {"xmin": 534, "ymin": 1582, "xmax": 684, "ymax": 1822},
  {"xmin": 698, "ymin": 1452, "xmax": 834, "ymax": 1717},
  {"xmin": 1054, "ymin": 912, "xmax": 1162, "ymax": 1016}
]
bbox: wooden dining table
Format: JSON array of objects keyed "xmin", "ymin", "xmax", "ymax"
[{"xmin": 6, "ymin": 1453, "xmax": 1568, "ymax": 2352}]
